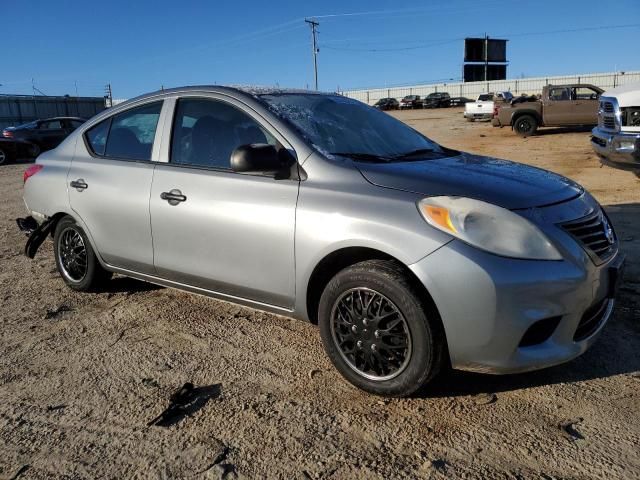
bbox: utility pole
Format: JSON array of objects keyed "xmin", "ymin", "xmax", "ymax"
[
  {"xmin": 104, "ymin": 83, "xmax": 113, "ymax": 107},
  {"xmin": 484, "ymin": 33, "xmax": 489, "ymax": 82},
  {"xmin": 305, "ymin": 18, "xmax": 319, "ymax": 90}
]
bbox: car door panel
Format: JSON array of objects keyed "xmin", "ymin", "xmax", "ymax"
[
  {"xmin": 68, "ymin": 158, "xmax": 156, "ymax": 272},
  {"xmin": 148, "ymin": 95, "xmax": 299, "ymax": 309},
  {"xmin": 150, "ymin": 166, "xmax": 298, "ymax": 308},
  {"xmin": 67, "ymin": 100, "xmax": 166, "ymax": 274}
]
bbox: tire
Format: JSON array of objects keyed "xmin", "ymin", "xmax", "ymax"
[
  {"xmin": 513, "ymin": 114, "xmax": 538, "ymax": 137},
  {"xmin": 318, "ymin": 259, "xmax": 445, "ymax": 397},
  {"xmin": 53, "ymin": 216, "xmax": 112, "ymax": 291},
  {"xmin": 466, "ymin": 117, "xmax": 474, "ymax": 122},
  {"xmin": 0, "ymin": 147, "xmax": 9, "ymax": 165}
]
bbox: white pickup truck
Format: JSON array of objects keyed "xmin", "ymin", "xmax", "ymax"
[
  {"xmin": 591, "ymin": 82, "xmax": 640, "ymax": 175},
  {"xmin": 464, "ymin": 91, "xmax": 513, "ymax": 122}
]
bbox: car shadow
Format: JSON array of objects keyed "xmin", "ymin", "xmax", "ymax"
[
  {"xmin": 421, "ymin": 202, "xmax": 640, "ymax": 397},
  {"xmin": 102, "ymin": 276, "xmax": 163, "ymax": 294},
  {"xmin": 534, "ymin": 125, "xmax": 594, "ymax": 136}
]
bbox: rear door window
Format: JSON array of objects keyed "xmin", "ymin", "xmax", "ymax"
[{"xmin": 104, "ymin": 102, "xmax": 162, "ymax": 160}]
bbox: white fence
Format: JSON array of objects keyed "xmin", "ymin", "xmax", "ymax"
[{"xmin": 341, "ymin": 71, "xmax": 640, "ymax": 105}]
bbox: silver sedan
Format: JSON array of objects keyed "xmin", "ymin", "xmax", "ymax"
[{"xmin": 18, "ymin": 86, "xmax": 624, "ymax": 397}]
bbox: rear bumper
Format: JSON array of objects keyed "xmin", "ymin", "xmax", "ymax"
[
  {"xmin": 409, "ymin": 239, "xmax": 624, "ymax": 374},
  {"xmin": 464, "ymin": 111, "xmax": 492, "ymax": 120},
  {"xmin": 591, "ymin": 127, "xmax": 640, "ymax": 170}
]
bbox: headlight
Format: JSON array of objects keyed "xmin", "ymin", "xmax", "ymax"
[{"xmin": 418, "ymin": 196, "xmax": 562, "ymax": 260}]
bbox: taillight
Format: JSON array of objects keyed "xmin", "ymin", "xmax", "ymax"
[
  {"xmin": 23, "ymin": 164, "xmax": 43, "ymax": 184},
  {"xmin": 493, "ymin": 104, "xmax": 500, "ymax": 117},
  {"xmin": 2, "ymin": 130, "xmax": 13, "ymax": 138}
]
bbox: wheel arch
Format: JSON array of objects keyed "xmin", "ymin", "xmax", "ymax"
[
  {"xmin": 47, "ymin": 211, "xmax": 110, "ymax": 270},
  {"xmin": 305, "ymin": 246, "xmax": 443, "ymax": 331},
  {"xmin": 510, "ymin": 109, "xmax": 542, "ymax": 126}
]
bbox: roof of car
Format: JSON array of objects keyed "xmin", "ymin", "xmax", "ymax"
[
  {"xmin": 126, "ymin": 85, "xmax": 336, "ymax": 104},
  {"xmin": 40, "ymin": 116, "xmax": 85, "ymax": 121}
]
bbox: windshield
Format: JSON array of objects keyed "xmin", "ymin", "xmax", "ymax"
[{"xmin": 258, "ymin": 94, "xmax": 445, "ymax": 160}]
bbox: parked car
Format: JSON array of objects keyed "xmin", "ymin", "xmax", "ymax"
[
  {"xmin": 422, "ymin": 92, "xmax": 451, "ymax": 109},
  {"xmin": 449, "ymin": 96, "xmax": 473, "ymax": 107},
  {"xmin": 492, "ymin": 84, "xmax": 603, "ymax": 136},
  {"xmin": 464, "ymin": 93, "xmax": 495, "ymax": 121},
  {"xmin": 2, "ymin": 117, "xmax": 85, "ymax": 155},
  {"xmin": 590, "ymin": 82, "xmax": 640, "ymax": 176},
  {"xmin": 18, "ymin": 86, "xmax": 624, "ymax": 397},
  {"xmin": 464, "ymin": 91, "xmax": 513, "ymax": 122},
  {"xmin": 399, "ymin": 95, "xmax": 421, "ymax": 109},
  {"xmin": 373, "ymin": 98, "xmax": 399, "ymax": 111},
  {"xmin": 0, "ymin": 138, "xmax": 39, "ymax": 165}
]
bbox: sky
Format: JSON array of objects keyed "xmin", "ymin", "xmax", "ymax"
[{"xmin": 2, "ymin": 0, "xmax": 639, "ymax": 99}]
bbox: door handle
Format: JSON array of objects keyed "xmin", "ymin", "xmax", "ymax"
[
  {"xmin": 160, "ymin": 189, "xmax": 187, "ymax": 205},
  {"xmin": 70, "ymin": 179, "xmax": 88, "ymax": 191}
]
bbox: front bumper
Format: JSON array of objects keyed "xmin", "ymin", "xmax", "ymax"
[
  {"xmin": 409, "ymin": 232, "xmax": 623, "ymax": 375},
  {"xmin": 591, "ymin": 127, "xmax": 640, "ymax": 171}
]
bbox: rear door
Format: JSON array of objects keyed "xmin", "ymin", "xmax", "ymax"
[
  {"xmin": 149, "ymin": 95, "xmax": 299, "ymax": 308},
  {"xmin": 37, "ymin": 119, "xmax": 66, "ymax": 150},
  {"xmin": 68, "ymin": 100, "xmax": 166, "ymax": 273}
]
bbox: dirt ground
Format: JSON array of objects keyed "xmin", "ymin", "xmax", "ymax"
[{"xmin": 1, "ymin": 108, "xmax": 639, "ymax": 480}]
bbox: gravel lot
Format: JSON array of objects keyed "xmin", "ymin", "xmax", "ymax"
[{"xmin": 1, "ymin": 108, "xmax": 639, "ymax": 479}]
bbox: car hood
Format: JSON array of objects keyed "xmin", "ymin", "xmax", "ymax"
[{"xmin": 356, "ymin": 152, "xmax": 583, "ymax": 209}]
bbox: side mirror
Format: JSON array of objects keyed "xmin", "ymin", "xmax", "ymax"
[{"xmin": 231, "ymin": 143, "xmax": 295, "ymax": 178}]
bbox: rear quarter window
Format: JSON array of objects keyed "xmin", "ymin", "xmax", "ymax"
[{"xmin": 85, "ymin": 119, "xmax": 110, "ymax": 156}]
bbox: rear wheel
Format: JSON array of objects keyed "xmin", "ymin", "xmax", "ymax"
[
  {"xmin": 54, "ymin": 217, "xmax": 112, "ymax": 291},
  {"xmin": 318, "ymin": 260, "xmax": 445, "ymax": 397},
  {"xmin": 466, "ymin": 117, "xmax": 474, "ymax": 122},
  {"xmin": 0, "ymin": 147, "xmax": 8, "ymax": 165},
  {"xmin": 514, "ymin": 114, "xmax": 538, "ymax": 137}
]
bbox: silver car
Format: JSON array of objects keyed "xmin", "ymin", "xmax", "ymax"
[{"xmin": 18, "ymin": 86, "xmax": 624, "ymax": 397}]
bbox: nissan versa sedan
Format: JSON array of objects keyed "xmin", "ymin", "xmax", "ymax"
[{"xmin": 18, "ymin": 86, "xmax": 624, "ymax": 397}]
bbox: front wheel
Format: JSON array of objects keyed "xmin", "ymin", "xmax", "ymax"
[
  {"xmin": 514, "ymin": 114, "xmax": 538, "ymax": 137},
  {"xmin": 54, "ymin": 216, "xmax": 112, "ymax": 291},
  {"xmin": 318, "ymin": 260, "xmax": 445, "ymax": 397}
]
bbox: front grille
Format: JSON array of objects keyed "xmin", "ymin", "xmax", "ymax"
[
  {"xmin": 601, "ymin": 101, "xmax": 615, "ymax": 113},
  {"xmin": 561, "ymin": 210, "xmax": 616, "ymax": 263},
  {"xmin": 574, "ymin": 298, "xmax": 610, "ymax": 341},
  {"xmin": 602, "ymin": 116, "xmax": 616, "ymax": 130}
]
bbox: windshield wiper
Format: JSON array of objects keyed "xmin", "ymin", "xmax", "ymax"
[{"xmin": 329, "ymin": 152, "xmax": 393, "ymax": 162}]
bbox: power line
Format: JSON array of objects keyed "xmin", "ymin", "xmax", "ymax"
[{"xmin": 321, "ymin": 23, "xmax": 640, "ymax": 53}]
